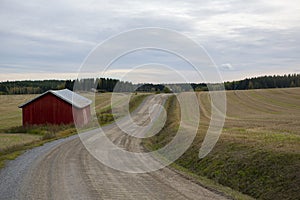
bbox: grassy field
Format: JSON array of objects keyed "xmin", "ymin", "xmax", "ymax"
[
  {"xmin": 1, "ymin": 88, "xmax": 299, "ymax": 199},
  {"xmin": 0, "ymin": 94, "xmax": 36, "ymax": 130},
  {"xmin": 145, "ymin": 88, "xmax": 300, "ymax": 200}
]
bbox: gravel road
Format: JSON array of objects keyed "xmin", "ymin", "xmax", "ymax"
[{"xmin": 0, "ymin": 95, "xmax": 228, "ymax": 200}]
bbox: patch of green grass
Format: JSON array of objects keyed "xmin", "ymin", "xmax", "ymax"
[
  {"xmin": 129, "ymin": 94, "xmax": 149, "ymax": 112},
  {"xmin": 97, "ymin": 113, "xmax": 115, "ymax": 126},
  {"xmin": 188, "ymin": 144, "xmax": 300, "ymax": 200},
  {"xmin": 4, "ymin": 124, "xmax": 75, "ymax": 138},
  {"xmin": 0, "ymin": 151, "xmax": 22, "ymax": 168},
  {"xmin": 170, "ymin": 163, "xmax": 254, "ymax": 200}
]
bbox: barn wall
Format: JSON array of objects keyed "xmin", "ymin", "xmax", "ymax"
[
  {"xmin": 22, "ymin": 93, "xmax": 74, "ymax": 125},
  {"xmin": 73, "ymin": 105, "xmax": 91, "ymax": 126}
]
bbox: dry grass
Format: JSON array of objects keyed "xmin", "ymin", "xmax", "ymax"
[
  {"xmin": 0, "ymin": 133, "xmax": 41, "ymax": 152},
  {"xmin": 197, "ymin": 88, "xmax": 300, "ymax": 153},
  {"xmin": 0, "ymin": 94, "xmax": 36, "ymax": 130},
  {"xmin": 0, "ymin": 127, "xmax": 77, "ymax": 168},
  {"xmin": 195, "ymin": 88, "xmax": 300, "ymax": 199}
]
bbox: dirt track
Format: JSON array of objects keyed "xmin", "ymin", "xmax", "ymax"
[{"xmin": 0, "ymin": 95, "xmax": 228, "ymax": 200}]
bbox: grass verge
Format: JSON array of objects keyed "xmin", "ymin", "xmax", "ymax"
[
  {"xmin": 97, "ymin": 93, "xmax": 149, "ymax": 125},
  {"xmin": 0, "ymin": 125, "xmax": 76, "ymax": 168}
]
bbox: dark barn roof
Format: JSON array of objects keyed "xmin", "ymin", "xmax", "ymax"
[{"xmin": 19, "ymin": 89, "xmax": 92, "ymax": 109}]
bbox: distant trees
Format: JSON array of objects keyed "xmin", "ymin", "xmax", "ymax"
[
  {"xmin": 0, "ymin": 78, "xmax": 137, "ymax": 94},
  {"xmin": 0, "ymin": 74, "xmax": 299, "ymax": 95},
  {"xmin": 135, "ymin": 84, "xmax": 164, "ymax": 92},
  {"xmin": 96, "ymin": 78, "xmax": 119, "ymax": 92},
  {"xmin": 72, "ymin": 78, "xmax": 135, "ymax": 92},
  {"xmin": 65, "ymin": 80, "xmax": 75, "ymax": 91},
  {"xmin": 0, "ymin": 80, "xmax": 66, "ymax": 95},
  {"xmin": 161, "ymin": 86, "xmax": 171, "ymax": 93},
  {"xmin": 223, "ymin": 74, "xmax": 300, "ymax": 90}
]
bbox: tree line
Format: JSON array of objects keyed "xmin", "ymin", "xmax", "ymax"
[
  {"xmin": 174, "ymin": 74, "xmax": 300, "ymax": 92},
  {"xmin": 0, "ymin": 74, "xmax": 299, "ymax": 95},
  {"xmin": 165, "ymin": 74, "xmax": 300, "ymax": 92},
  {"xmin": 0, "ymin": 80, "xmax": 66, "ymax": 95},
  {"xmin": 224, "ymin": 74, "xmax": 300, "ymax": 90},
  {"xmin": 0, "ymin": 78, "xmax": 127, "ymax": 95}
]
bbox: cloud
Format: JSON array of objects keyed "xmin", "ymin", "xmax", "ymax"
[
  {"xmin": 103, "ymin": 65, "xmax": 205, "ymax": 84},
  {"xmin": 220, "ymin": 63, "xmax": 234, "ymax": 71},
  {"xmin": 0, "ymin": 72, "xmax": 78, "ymax": 82},
  {"xmin": 0, "ymin": 0, "xmax": 299, "ymax": 82}
]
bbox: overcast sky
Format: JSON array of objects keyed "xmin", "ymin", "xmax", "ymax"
[{"xmin": 0, "ymin": 0, "xmax": 299, "ymax": 83}]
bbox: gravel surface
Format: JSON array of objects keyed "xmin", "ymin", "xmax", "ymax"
[
  {"xmin": 0, "ymin": 135, "xmax": 78, "ymax": 199},
  {"xmin": 0, "ymin": 95, "xmax": 228, "ymax": 200}
]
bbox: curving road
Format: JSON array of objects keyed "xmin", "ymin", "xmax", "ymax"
[{"xmin": 0, "ymin": 94, "xmax": 228, "ymax": 200}]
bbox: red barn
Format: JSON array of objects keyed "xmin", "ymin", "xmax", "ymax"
[{"xmin": 19, "ymin": 89, "xmax": 92, "ymax": 126}]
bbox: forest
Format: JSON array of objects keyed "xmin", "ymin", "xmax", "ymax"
[{"xmin": 0, "ymin": 74, "xmax": 299, "ymax": 94}]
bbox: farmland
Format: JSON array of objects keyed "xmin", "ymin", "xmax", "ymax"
[
  {"xmin": 0, "ymin": 93, "xmax": 122, "ymax": 130},
  {"xmin": 0, "ymin": 94, "xmax": 36, "ymax": 130},
  {"xmin": 145, "ymin": 87, "xmax": 300, "ymax": 200},
  {"xmin": 0, "ymin": 93, "xmax": 147, "ymax": 130},
  {"xmin": 0, "ymin": 88, "xmax": 299, "ymax": 199},
  {"xmin": 0, "ymin": 92, "xmax": 148, "ymax": 168}
]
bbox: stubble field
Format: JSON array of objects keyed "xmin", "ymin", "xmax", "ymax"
[{"xmin": 145, "ymin": 87, "xmax": 300, "ymax": 200}]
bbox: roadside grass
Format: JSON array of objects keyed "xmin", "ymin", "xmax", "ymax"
[
  {"xmin": 170, "ymin": 163, "xmax": 255, "ymax": 200},
  {"xmin": 129, "ymin": 93, "xmax": 149, "ymax": 113},
  {"xmin": 4, "ymin": 124, "xmax": 76, "ymax": 140},
  {"xmin": 0, "ymin": 133, "xmax": 41, "ymax": 152},
  {"xmin": 144, "ymin": 88, "xmax": 300, "ymax": 200},
  {"xmin": 0, "ymin": 125, "xmax": 76, "ymax": 168},
  {"xmin": 97, "ymin": 93, "xmax": 149, "ymax": 125}
]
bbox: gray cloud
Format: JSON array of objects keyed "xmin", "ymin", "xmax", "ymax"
[{"xmin": 0, "ymin": 0, "xmax": 299, "ymax": 82}]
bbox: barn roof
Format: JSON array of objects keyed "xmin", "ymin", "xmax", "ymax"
[{"xmin": 19, "ymin": 89, "xmax": 92, "ymax": 109}]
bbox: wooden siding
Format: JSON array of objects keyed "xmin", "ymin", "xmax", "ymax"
[{"xmin": 73, "ymin": 105, "xmax": 91, "ymax": 126}]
